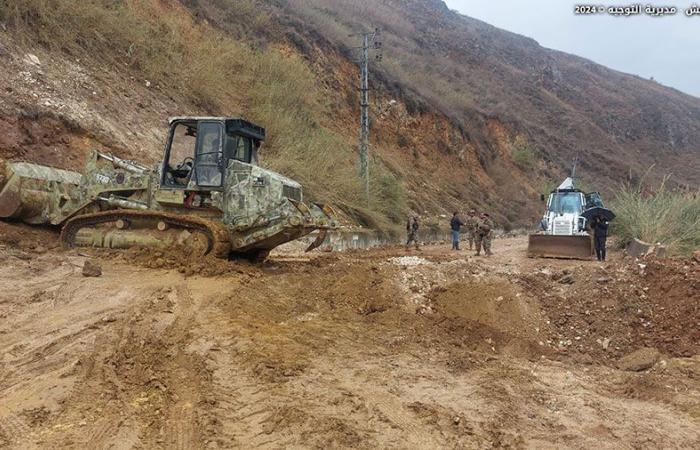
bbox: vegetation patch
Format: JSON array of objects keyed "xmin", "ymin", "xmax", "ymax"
[
  {"xmin": 509, "ymin": 136, "xmax": 536, "ymax": 170},
  {"xmin": 611, "ymin": 176, "xmax": 700, "ymax": 256}
]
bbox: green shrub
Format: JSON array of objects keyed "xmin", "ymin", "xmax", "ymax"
[
  {"xmin": 371, "ymin": 170, "xmax": 405, "ymax": 225},
  {"xmin": 509, "ymin": 137, "xmax": 536, "ymax": 170},
  {"xmin": 610, "ymin": 176, "xmax": 700, "ymax": 256}
]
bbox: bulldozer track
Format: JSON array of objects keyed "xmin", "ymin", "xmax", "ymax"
[{"xmin": 60, "ymin": 210, "xmax": 231, "ymax": 258}]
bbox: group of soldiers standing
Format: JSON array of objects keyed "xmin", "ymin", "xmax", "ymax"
[{"xmin": 405, "ymin": 209, "xmax": 494, "ymax": 256}]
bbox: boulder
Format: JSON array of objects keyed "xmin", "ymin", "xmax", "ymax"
[
  {"xmin": 653, "ymin": 245, "xmax": 667, "ymax": 258},
  {"xmin": 23, "ymin": 53, "xmax": 41, "ymax": 66},
  {"xmin": 627, "ymin": 239, "xmax": 669, "ymax": 258},
  {"xmin": 617, "ymin": 347, "xmax": 660, "ymax": 371},
  {"xmin": 626, "ymin": 238, "xmax": 653, "ymax": 257},
  {"xmin": 693, "ymin": 250, "xmax": 700, "ymax": 263},
  {"xmin": 82, "ymin": 259, "xmax": 102, "ymax": 277},
  {"xmin": 558, "ymin": 274, "xmax": 574, "ymax": 285}
]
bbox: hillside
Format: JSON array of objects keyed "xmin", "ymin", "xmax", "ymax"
[{"xmin": 1, "ymin": 0, "xmax": 698, "ymax": 231}]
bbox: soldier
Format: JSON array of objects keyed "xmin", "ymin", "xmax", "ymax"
[
  {"xmin": 464, "ymin": 209, "xmax": 479, "ymax": 250},
  {"xmin": 474, "ymin": 212, "xmax": 494, "ymax": 256},
  {"xmin": 406, "ymin": 216, "xmax": 420, "ymax": 250}
]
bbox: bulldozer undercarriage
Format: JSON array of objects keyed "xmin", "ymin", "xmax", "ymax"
[{"xmin": 60, "ymin": 210, "xmax": 232, "ymax": 258}]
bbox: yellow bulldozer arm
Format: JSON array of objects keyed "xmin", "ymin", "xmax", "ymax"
[{"xmin": 527, "ymin": 234, "xmax": 594, "ymax": 260}]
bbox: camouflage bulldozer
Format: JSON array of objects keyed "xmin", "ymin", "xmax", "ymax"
[{"xmin": 0, "ymin": 117, "xmax": 337, "ymax": 261}]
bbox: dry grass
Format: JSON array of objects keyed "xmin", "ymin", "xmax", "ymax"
[
  {"xmin": 2, "ymin": 0, "xmax": 405, "ymax": 230},
  {"xmin": 611, "ymin": 175, "xmax": 700, "ymax": 256}
]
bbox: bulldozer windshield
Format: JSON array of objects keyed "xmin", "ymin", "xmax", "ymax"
[{"xmin": 549, "ymin": 192, "xmax": 583, "ymax": 214}]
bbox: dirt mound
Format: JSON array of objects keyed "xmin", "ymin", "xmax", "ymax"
[
  {"xmin": 640, "ymin": 257, "xmax": 700, "ymax": 355},
  {"xmin": 431, "ymin": 281, "xmax": 546, "ymax": 337},
  {"xmin": 429, "ymin": 281, "xmax": 550, "ymax": 358},
  {"xmin": 523, "ymin": 255, "xmax": 699, "ymax": 363},
  {"xmin": 0, "ymin": 221, "xmax": 59, "ymax": 252},
  {"xmin": 108, "ymin": 246, "xmax": 259, "ymax": 277},
  {"xmin": 617, "ymin": 347, "xmax": 661, "ymax": 371}
]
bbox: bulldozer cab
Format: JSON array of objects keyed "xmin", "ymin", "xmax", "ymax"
[
  {"xmin": 585, "ymin": 192, "xmax": 603, "ymax": 208},
  {"xmin": 161, "ymin": 117, "xmax": 265, "ymax": 191}
]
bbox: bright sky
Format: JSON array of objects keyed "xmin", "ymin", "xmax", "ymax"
[{"xmin": 444, "ymin": 0, "xmax": 700, "ymax": 97}]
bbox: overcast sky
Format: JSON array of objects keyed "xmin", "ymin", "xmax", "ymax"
[{"xmin": 444, "ymin": 0, "xmax": 700, "ymax": 97}]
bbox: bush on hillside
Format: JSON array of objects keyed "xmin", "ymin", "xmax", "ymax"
[
  {"xmin": 509, "ymin": 137, "xmax": 536, "ymax": 170},
  {"xmin": 611, "ymin": 177, "xmax": 700, "ymax": 256}
]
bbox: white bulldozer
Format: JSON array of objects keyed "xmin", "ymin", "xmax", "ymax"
[{"xmin": 527, "ymin": 172, "xmax": 605, "ymax": 259}]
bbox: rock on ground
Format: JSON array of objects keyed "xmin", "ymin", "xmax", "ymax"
[
  {"xmin": 626, "ymin": 238, "xmax": 653, "ymax": 257},
  {"xmin": 82, "ymin": 259, "xmax": 102, "ymax": 277},
  {"xmin": 617, "ymin": 347, "xmax": 661, "ymax": 371}
]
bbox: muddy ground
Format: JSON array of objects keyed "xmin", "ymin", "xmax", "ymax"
[{"xmin": 0, "ymin": 223, "xmax": 698, "ymax": 449}]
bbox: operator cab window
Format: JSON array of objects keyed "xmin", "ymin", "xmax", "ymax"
[
  {"xmin": 195, "ymin": 122, "xmax": 224, "ymax": 187},
  {"xmin": 224, "ymin": 135, "xmax": 252, "ymax": 163},
  {"xmin": 164, "ymin": 123, "xmax": 197, "ymax": 187},
  {"xmin": 585, "ymin": 192, "xmax": 603, "ymax": 208}
]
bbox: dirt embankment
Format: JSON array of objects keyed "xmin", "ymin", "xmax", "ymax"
[{"xmin": 0, "ymin": 226, "xmax": 698, "ymax": 449}]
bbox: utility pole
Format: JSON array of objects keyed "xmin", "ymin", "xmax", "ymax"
[{"xmin": 353, "ymin": 28, "xmax": 382, "ymax": 205}]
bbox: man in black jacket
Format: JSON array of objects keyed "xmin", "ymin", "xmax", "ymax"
[
  {"xmin": 450, "ymin": 212, "xmax": 464, "ymax": 250},
  {"xmin": 592, "ymin": 214, "xmax": 609, "ymax": 261}
]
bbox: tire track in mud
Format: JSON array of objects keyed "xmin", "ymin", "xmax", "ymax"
[
  {"xmin": 181, "ymin": 301, "xmax": 275, "ymax": 448},
  {"xmin": 97, "ymin": 283, "xmax": 213, "ymax": 448},
  {"xmin": 204, "ymin": 350, "xmax": 282, "ymax": 448},
  {"xmin": 180, "ymin": 276, "xmax": 327, "ymax": 449},
  {"xmin": 0, "ymin": 411, "xmax": 31, "ymax": 448},
  {"xmin": 84, "ymin": 282, "xmax": 212, "ymax": 449},
  {"xmin": 161, "ymin": 285, "xmax": 207, "ymax": 450},
  {"xmin": 3, "ymin": 274, "xmax": 216, "ymax": 449}
]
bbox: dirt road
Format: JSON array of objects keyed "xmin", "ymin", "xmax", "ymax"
[{"xmin": 0, "ymin": 224, "xmax": 698, "ymax": 449}]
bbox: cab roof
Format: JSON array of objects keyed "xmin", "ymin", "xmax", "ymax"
[
  {"xmin": 168, "ymin": 116, "xmax": 265, "ymax": 141},
  {"xmin": 551, "ymin": 177, "xmax": 583, "ymax": 193}
]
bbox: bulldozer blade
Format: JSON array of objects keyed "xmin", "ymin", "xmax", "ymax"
[
  {"xmin": 527, "ymin": 234, "xmax": 593, "ymax": 260},
  {"xmin": 305, "ymin": 228, "xmax": 328, "ymax": 252}
]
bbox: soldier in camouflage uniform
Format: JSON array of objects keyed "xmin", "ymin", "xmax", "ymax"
[
  {"xmin": 464, "ymin": 209, "xmax": 479, "ymax": 250},
  {"xmin": 474, "ymin": 212, "xmax": 494, "ymax": 256},
  {"xmin": 406, "ymin": 216, "xmax": 420, "ymax": 250}
]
